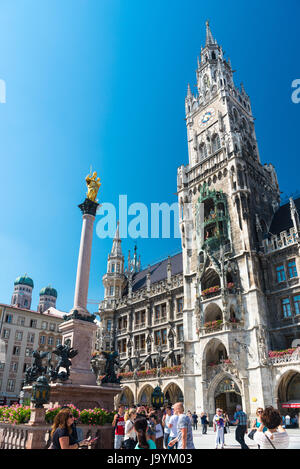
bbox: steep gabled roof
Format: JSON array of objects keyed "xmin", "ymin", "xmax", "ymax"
[
  {"xmin": 269, "ymin": 198, "xmax": 300, "ymax": 235},
  {"xmin": 131, "ymin": 252, "xmax": 183, "ymax": 292}
]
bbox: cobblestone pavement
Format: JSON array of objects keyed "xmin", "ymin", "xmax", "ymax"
[{"xmin": 192, "ymin": 427, "xmax": 300, "ymax": 449}]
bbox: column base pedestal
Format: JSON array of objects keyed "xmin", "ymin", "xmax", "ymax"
[{"xmin": 47, "ymin": 382, "xmax": 121, "ymax": 411}]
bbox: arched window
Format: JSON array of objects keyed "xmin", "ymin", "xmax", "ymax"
[
  {"xmin": 237, "ymin": 164, "xmax": 244, "ymax": 189},
  {"xmin": 211, "ymin": 134, "xmax": 221, "ymax": 153},
  {"xmin": 233, "ymin": 108, "xmax": 238, "ymax": 122}
]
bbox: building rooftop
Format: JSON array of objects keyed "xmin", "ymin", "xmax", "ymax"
[
  {"xmin": 269, "ymin": 198, "xmax": 300, "ymax": 235},
  {"xmin": 131, "ymin": 252, "xmax": 183, "ymax": 292},
  {"xmin": 0, "ymin": 303, "xmax": 65, "ymax": 320}
]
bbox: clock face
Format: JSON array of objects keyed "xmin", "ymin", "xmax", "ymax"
[{"xmin": 198, "ymin": 108, "xmax": 215, "ymax": 128}]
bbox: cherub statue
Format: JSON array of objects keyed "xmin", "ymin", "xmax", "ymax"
[
  {"xmin": 85, "ymin": 171, "xmax": 101, "ymax": 202},
  {"xmin": 101, "ymin": 351, "xmax": 121, "ymax": 384},
  {"xmin": 53, "ymin": 344, "xmax": 78, "ymax": 379},
  {"xmin": 24, "ymin": 350, "xmax": 49, "ymax": 385}
]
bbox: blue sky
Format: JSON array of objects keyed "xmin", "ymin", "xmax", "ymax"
[{"xmin": 0, "ymin": 0, "xmax": 299, "ymax": 313}]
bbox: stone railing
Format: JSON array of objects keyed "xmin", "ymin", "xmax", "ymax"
[
  {"xmin": 268, "ymin": 349, "xmax": 300, "ymax": 366},
  {"xmin": 135, "ymin": 323, "xmax": 146, "ymax": 330},
  {"xmin": 201, "ymin": 320, "xmax": 223, "ymax": 335},
  {"xmin": 201, "ymin": 288, "xmax": 221, "ymax": 300},
  {"xmin": 263, "ymin": 228, "xmax": 297, "ymax": 254},
  {"xmin": 119, "ymin": 365, "xmax": 182, "ymax": 382},
  {"xmin": 0, "ymin": 422, "xmax": 114, "ymax": 449},
  {"xmin": 200, "ymin": 320, "xmax": 243, "ymax": 336}
]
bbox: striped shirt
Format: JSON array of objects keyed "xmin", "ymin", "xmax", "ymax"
[{"xmin": 254, "ymin": 430, "xmax": 289, "ymax": 449}]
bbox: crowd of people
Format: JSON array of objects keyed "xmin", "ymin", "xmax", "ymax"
[
  {"xmin": 113, "ymin": 402, "xmax": 195, "ymax": 450},
  {"xmin": 48, "ymin": 402, "xmax": 292, "ymax": 450},
  {"xmin": 210, "ymin": 404, "xmax": 290, "ymax": 450}
]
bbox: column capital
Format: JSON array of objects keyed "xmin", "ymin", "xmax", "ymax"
[{"xmin": 78, "ymin": 198, "xmax": 99, "ymax": 217}]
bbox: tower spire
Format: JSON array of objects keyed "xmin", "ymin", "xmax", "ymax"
[
  {"xmin": 205, "ymin": 20, "xmax": 215, "ymax": 46},
  {"xmin": 111, "ymin": 221, "xmax": 122, "ymax": 257}
]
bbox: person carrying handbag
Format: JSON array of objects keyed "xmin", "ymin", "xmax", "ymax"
[
  {"xmin": 123, "ymin": 408, "xmax": 137, "ymax": 450},
  {"xmin": 248, "ymin": 408, "xmax": 267, "ymax": 448},
  {"xmin": 253, "ymin": 407, "xmax": 289, "ymax": 450}
]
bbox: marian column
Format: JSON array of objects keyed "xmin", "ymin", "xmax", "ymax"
[
  {"xmin": 59, "ymin": 172, "xmax": 101, "ymax": 386},
  {"xmin": 73, "ymin": 197, "xmax": 99, "ymax": 316}
]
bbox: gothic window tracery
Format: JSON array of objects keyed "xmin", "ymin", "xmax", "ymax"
[
  {"xmin": 212, "ymin": 134, "xmax": 221, "ymax": 153},
  {"xmin": 199, "ymin": 143, "xmax": 208, "ymax": 161}
]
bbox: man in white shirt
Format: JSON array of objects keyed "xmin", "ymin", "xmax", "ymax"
[
  {"xmin": 168, "ymin": 412, "xmax": 179, "ymax": 449},
  {"xmin": 162, "ymin": 406, "xmax": 172, "ymax": 448},
  {"xmin": 285, "ymin": 414, "xmax": 291, "ymax": 427}
]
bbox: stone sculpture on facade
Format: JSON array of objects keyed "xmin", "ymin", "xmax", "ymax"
[
  {"xmin": 164, "ymin": 329, "xmax": 177, "ymax": 366},
  {"xmin": 256, "ymin": 325, "xmax": 269, "ymax": 366}
]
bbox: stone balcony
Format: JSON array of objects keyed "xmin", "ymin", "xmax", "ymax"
[
  {"xmin": 134, "ymin": 323, "xmax": 146, "ymax": 331},
  {"xmin": 199, "ymin": 320, "xmax": 244, "ymax": 336},
  {"xmin": 268, "ymin": 348, "xmax": 300, "ymax": 366},
  {"xmin": 118, "ymin": 365, "xmax": 183, "ymax": 382},
  {"xmin": 263, "ymin": 228, "xmax": 297, "ymax": 254}
]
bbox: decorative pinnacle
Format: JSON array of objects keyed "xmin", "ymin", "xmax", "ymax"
[
  {"xmin": 205, "ymin": 19, "xmax": 215, "ymax": 46},
  {"xmin": 187, "ymin": 83, "xmax": 192, "ymax": 98}
]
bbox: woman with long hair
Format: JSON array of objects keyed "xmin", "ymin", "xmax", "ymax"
[
  {"xmin": 50, "ymin": 409, "xmax": 90, "ymax": 450},
  {"xmin": 134, "ymin": 418, "xmax": 156, "ymax": 449},
  {"xmin": 123, "ymin": 408, "xmax": 137, "ymax": 449},
  {"xmin": 253, "ymin": 407, "xmax": 289, "ymax": 449}
]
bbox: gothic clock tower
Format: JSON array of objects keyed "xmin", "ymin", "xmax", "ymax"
[{"xmin": 177, "ymin": 22, "xmax": 280, "ymax": 414}]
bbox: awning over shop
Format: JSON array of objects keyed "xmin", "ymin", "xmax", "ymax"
[{"xmin": 281, "ymin": 401, "xmax": 300, "ymax": 408}]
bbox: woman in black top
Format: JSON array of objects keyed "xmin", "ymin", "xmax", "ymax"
[{"xmin": 51, "ymin": 409, "xmax": 90, "ymax": 449}]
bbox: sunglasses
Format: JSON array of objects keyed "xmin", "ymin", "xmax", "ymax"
[{"xmin": 68, "ymin": 415, "xmax": 75, "ymax": 419}]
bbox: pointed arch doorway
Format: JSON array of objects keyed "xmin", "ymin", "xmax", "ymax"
[{"xmin": 214, "ymin": 377, "xmax": 242, "ymax": 419}]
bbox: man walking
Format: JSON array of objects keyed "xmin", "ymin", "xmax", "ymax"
[
  {"xmin": 200, "ymin": 412, "xmax": 208, "ymax": 434},
  {"xmin": 168, "ymin": 408, "xmax": 179, "ymax": 449},
  {"xmin": 168, "ymin": 402, "xmax": 195, "ymax": 449},
  {"xmin": 233, "ymin": 404, "xmax": 249, "ymax": 449},
  {"xmin": 162, "ymin": 406, "xmax": 172, "ymax": 448},
  {"xmin": 192, "ymin": 411, "xmax": 198, "ymax": 430}
]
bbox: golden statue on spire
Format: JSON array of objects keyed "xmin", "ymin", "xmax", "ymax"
[{"xmin": 85, "ymin": 170, "xmax": 101, "ymax": 202}]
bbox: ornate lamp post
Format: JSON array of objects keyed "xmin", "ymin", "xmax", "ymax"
[
  {"xmin": 31, "ymin": 376, "xmax": 50, "ymax": 409},
  {"xmin": 151, "ymin": 386, "xmax": 165, "ymax": 410}
]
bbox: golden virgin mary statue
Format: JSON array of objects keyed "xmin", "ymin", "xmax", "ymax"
[{"xmin": 85, "ymin": 171, "xmax": 101, "ymax": 202}]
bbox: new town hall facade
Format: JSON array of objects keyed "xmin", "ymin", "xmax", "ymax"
[{"xmin": 97, "ymin": 23, "xmax": 300, "ymax": 420}]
